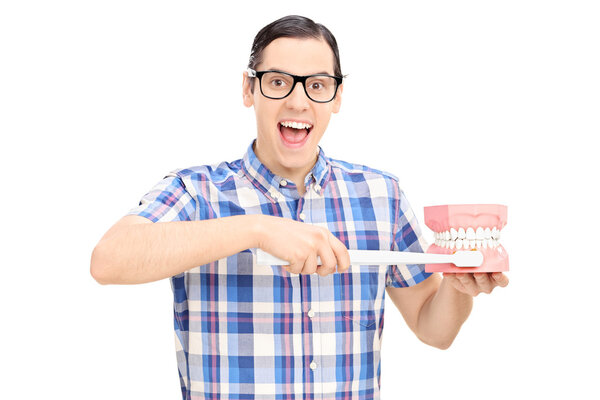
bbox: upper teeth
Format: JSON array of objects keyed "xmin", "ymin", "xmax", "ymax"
[
  {"xmin": 281, "ymin": 121, "xmax": 312, "ymax": 130},
  {"xmin": 434, "ymin": 226, "xmax": 502, "ymax": 249}
]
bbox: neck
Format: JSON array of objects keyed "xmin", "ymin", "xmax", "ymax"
[
  {"xmin": 253, "ymin": 141, "xmax": 317, "ymax": 196},
  {"xmin": 268, "ymin": 162, "xmax": 309, "ymax": 195}
]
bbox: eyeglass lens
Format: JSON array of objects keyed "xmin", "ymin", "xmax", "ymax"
[{"xmin": 260, "ymin": 72, "xmax": 337, "ymax": 102}]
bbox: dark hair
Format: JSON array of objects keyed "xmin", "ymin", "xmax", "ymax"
[{"xmin": 247, "ymin": 15, "xmax": 342, "ymax": 92}]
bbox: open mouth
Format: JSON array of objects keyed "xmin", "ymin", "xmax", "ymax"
[
  {"xmin": 278, "ymin": 120, "xmax": 313, "ymax": 147},
  {"xmin": 424, "ymin": 204, "xmax": 509, "ymax": 273}
]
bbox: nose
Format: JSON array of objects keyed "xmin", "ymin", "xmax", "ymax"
[{"xmin": 284, "ymin": 81, "xmax": 310, "ymax": 110}]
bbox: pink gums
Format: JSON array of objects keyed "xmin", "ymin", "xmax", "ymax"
[{"xmin": 424, "ymin": 204, "xmax": 509, "ymax": 273}]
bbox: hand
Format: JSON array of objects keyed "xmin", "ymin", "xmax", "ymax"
[
  {"xmin": 442, "ymin": 272, "xmax": 509, "ymax": 297},
  {"xmin": 256, "ymin": 215, "xmax": 350, "ymax": 276}
]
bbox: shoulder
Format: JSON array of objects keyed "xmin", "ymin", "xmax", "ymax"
[
  {"xmin": 167, "ymin": 159, "xmax": 243, "ymax": 185},
  {"xmin": 327, "ymin": 156, "xmax": 400, "ymax": 184}
]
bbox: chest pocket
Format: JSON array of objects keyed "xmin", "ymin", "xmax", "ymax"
[{"xmin": 339, "ymin": 265, "xmax": 384, "ymax": 329}]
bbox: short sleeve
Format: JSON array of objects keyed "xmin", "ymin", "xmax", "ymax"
[
  {"xmin": 126, "ymin": 170, "xmax": 197, "ymax": 223},
  {"xmin": 387, "ymin": 182, "xmax": 433, "ymax": 287}
]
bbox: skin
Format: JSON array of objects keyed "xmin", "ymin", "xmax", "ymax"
[
  {"xmin": 242, "ymin": 37, "xmax": 342, "ymax": 194},
  {"xmin": 386, "ymin": 271, "xmax": 508, "ymax": 349},
  {"xmin": 91, "ymin": 36, "xmax": 509, "ymax": 350}
]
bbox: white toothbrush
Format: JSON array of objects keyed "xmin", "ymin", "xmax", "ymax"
[{"xmin": 256, "ymin": 249, "xmax": 483, "ymax": 268}]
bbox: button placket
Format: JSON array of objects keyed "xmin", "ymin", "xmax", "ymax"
[
  {"xmin": 297, "ymin": 180, "xmax": 310, "ymax": 222},
  {"xmin": 269, "ymin": 187, "xmax": 283, "ymax": 202},
  {"xmin": 307, "ymin": 273, "xmax": 322, "ymax": 388}
]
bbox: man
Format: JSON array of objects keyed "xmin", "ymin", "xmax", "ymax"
[{"xmin": 91, "ymin": 15, "xmax": 508, "ymax": 399}]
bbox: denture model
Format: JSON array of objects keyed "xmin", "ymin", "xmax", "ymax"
[{"xmin": 424, "ymin": 204, "xmax": 508, "ymax": 273}]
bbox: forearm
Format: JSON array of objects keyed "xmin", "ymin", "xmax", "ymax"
[
  {"xmin": 91, "ymin": 214, "xmax": 262, "ymax": 285},
  {"xmin": 417, "ymin": 277, "xmax": 473, "ymax": 349}
]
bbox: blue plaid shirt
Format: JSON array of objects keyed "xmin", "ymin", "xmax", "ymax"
[{"xmin": 127, "ymin": 140, "xmax": 432, "ymax": 400}]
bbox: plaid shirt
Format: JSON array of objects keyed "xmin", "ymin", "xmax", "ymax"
[{"xmin": 127, "ymin": 140, "xmax": 432, "ymax": 400}]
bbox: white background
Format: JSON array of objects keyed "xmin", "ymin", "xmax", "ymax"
[{"xmin": 1, "ymin": 1, "xmax": 599, "ymax": 399}]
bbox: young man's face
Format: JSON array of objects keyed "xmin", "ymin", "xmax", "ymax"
[{"xmin": 243, "ymin": 37, "xmax": 343, "ymax": 183}]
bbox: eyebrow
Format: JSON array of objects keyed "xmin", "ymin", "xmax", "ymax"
[{"xmin": 266, "ymin": 67, "xmax": 332, "ymax": 75}]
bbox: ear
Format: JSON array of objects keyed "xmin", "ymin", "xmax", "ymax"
[
  {"xmin": 242, "ymin": 71, "xmax": 254, "ymax": 108},
  {"xmin": 331, "ymin": 83, "xmax": 343, "ymax": 114}
]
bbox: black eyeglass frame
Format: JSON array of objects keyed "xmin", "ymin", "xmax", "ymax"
[{"xmin": 247, "ymin": 68, "xmax": 344, "ymax": 103}]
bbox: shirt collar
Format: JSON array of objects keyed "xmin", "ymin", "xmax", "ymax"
[{"xmin": 241, "ymin": 139, "xmax": 331, "ymax": 199}]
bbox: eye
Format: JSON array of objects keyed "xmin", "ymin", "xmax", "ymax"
[
  {"xmin": 271, "ymin": 79, "xmax": 285, "ymax": 87},
  {"xmin": 310, "ymin": 82, "xmax": 324, "ymax": 90}
]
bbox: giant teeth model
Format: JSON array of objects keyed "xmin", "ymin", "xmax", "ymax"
[{"xmin": 424, "ymin": 204, "xmax": 509, "ymax": 273}]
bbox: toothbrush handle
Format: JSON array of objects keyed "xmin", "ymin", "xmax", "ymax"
[{"xmin": 256, "ymin": 249, "xmax": 481, "ymax": 267}]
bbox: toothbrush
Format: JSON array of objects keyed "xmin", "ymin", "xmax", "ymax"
[{"xmin": 256, "ymin": 249, "xmax": 483, "ymax": 269}]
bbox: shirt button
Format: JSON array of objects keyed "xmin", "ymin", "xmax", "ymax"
[
  {"xmin": 280, "ymin": 179, "xmax": 287, "ymax": 187},
  {"xmin": 299, "ymin": 212, "xmax": 306, "ymax": 221},
  {"xmin": 308, "ymin": 309, "xmax": 315, "ymax": 318},
  {"xmin": 314, "ymin": 184, "xmax": 321, "ymax": 193},
  {"xmin": 309, "ymin": 361, "xmax": 317, "ymax": 370}
]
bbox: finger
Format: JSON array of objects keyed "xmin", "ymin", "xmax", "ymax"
[
  {"xmin": 301, "ymin": 252, "xmax": 318, "ymax": 275},
  {"xmin": 287, "ymin": 257, "xmax": 304, "ymax": 275},
  {"xmin": 455, "ymin": 273, "xmax": 479, "ymax": 296},
  {"xmin": 443, "ymin": 273, "xmax": 468, "ymax": 293},
  {"xmin": 473, "ymin": 273, "xmax": 494, "ymax": 294},
  {"xmin": 316, "ymin": 245, "xmax": 337, "ymax": 276},
  {"xmin": 492, "ymin": 272, "xmax": 509, "ymax": 287},
  {"xmin": 314, "ymin": 230, "xmax": 337, "ymax": 276},
  {"xmin": 328, "ymin": 232, "xmax": 350, "ymax": 273}
]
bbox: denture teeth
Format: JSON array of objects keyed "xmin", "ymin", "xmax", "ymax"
[
  {"xmin": 434, "ymin": 226, "xmax": 503, "ymax": 250},
  {"xmin": 450, "ymin": 228, "xmax": 458, "ymax": 241},
  {"xmin": 466, "ymin": 227, "xmax": 475, "ymax": 240},
  {"xmin": 492, "ymin": 227, "xmax": 500, "ymax": 240},
  {"xmin": 476, "ymin": 227, "xmax": 484, "ymax": 240}
]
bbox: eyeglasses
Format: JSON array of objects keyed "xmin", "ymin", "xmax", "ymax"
[{"xmin": 247, "ymin": 68, "xmax": 343, "ymax": 103}]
